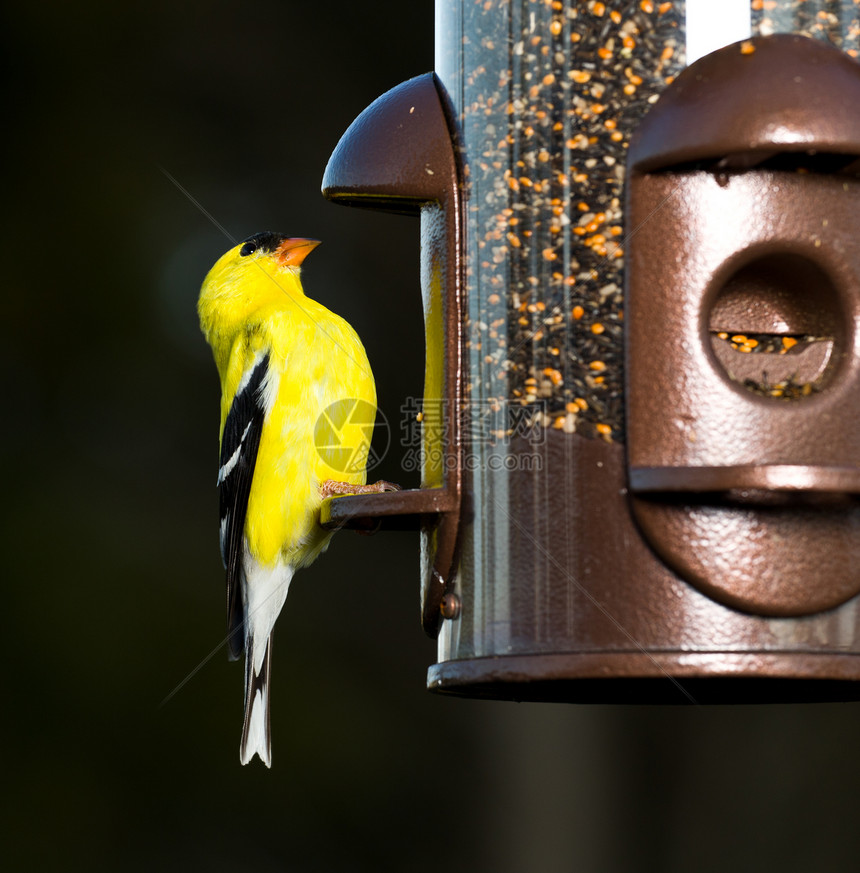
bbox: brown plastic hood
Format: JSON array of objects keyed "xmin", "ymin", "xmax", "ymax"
[{"xmin": 631, "ymin": 34, "xmax": 860, "ymax": 172}]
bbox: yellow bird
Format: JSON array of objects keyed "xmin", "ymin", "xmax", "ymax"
[{"xmin": 198, "ymin": 232, "xmax": 393, "ymax": 766}]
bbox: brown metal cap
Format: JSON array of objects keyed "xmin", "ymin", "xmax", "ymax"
[
  {"xmin": 631, "ymin": 34, "xmax": 860, "ymax": 173},
  {"xmin": 323, "ymin": 73, "xmax": 458, "ymax": 213}
]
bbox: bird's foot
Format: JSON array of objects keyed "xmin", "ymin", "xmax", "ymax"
[{"xmin": 319, "ymin": 479, "xmax": 401, "ymax": 499}]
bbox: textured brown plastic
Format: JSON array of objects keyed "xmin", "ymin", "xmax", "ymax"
[
  {"xmin": 630, "ymin": 35, "xmax": 860, "ymax": 172},
  {"xmin": 322, "ymin": 73, "xmax": 463, "ymax": 637},
  {"xmin": 429, "ymin": 434, "xmax": 860, "ymax": 704},
  {"xmin": 626, "ymin": 35, "xmax": 860, "ymax": 616}
]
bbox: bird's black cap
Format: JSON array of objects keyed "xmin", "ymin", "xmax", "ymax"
[{"xmin": 239, "ymin": 231, "xmax": 287, "ymax": 257}]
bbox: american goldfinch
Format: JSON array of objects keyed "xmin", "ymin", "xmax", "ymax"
[{"xmin": 199, "ymin": 232, "xmax": 393, "ymax": 766}]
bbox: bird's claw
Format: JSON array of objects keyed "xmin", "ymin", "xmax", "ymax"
[
  {"xmin": 373, "ymin": 480, "xmax": 401, "ymax": 493},
  {"xmin": 319, "ymin": 479, "xmax": 402, "ymax": 499}
]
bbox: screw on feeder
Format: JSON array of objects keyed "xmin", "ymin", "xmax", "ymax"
[{"xmin": 440, "ymin": 592, "xmax": 461, "ymax": 621}]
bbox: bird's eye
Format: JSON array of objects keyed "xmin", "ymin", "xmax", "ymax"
[{"xmin": 239, "ymin": 242, "xmax": 257, "ymax": 257}]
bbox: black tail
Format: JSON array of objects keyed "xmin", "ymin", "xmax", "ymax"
[{"xmin": 239, "ymin": 633, "xmax": 272, "ymax": 767}]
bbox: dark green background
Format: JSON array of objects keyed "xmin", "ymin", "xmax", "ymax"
[{"xmin": 5, "ymin": 1, "xmax": 860, "ymax": 870}]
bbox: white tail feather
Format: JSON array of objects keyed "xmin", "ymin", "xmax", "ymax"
[
  {"xmin": 240, "ymin": 633, "xmax": 272, "ymax": 766},
  {"xmin": 238, "ymin": 557, "xmax": 294, "ymax": 766}
]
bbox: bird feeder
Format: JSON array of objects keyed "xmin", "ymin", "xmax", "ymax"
[{"xmin": 322, "ymin": 1, "xmax": 860, "ymax": 703}]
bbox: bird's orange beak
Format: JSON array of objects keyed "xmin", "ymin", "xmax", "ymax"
[{"xmin": 274, "ymin": 237, "xmax": 321, "ymax": 267}]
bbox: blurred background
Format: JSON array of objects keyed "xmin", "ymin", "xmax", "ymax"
[{"xmin": 5, "ymin": 1, "xmax": 860, "ymax": 870}]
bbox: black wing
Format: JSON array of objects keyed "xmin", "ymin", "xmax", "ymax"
[{"xmin": 218, "ymin": 353, "xmax": 269, "ymax": 660}]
